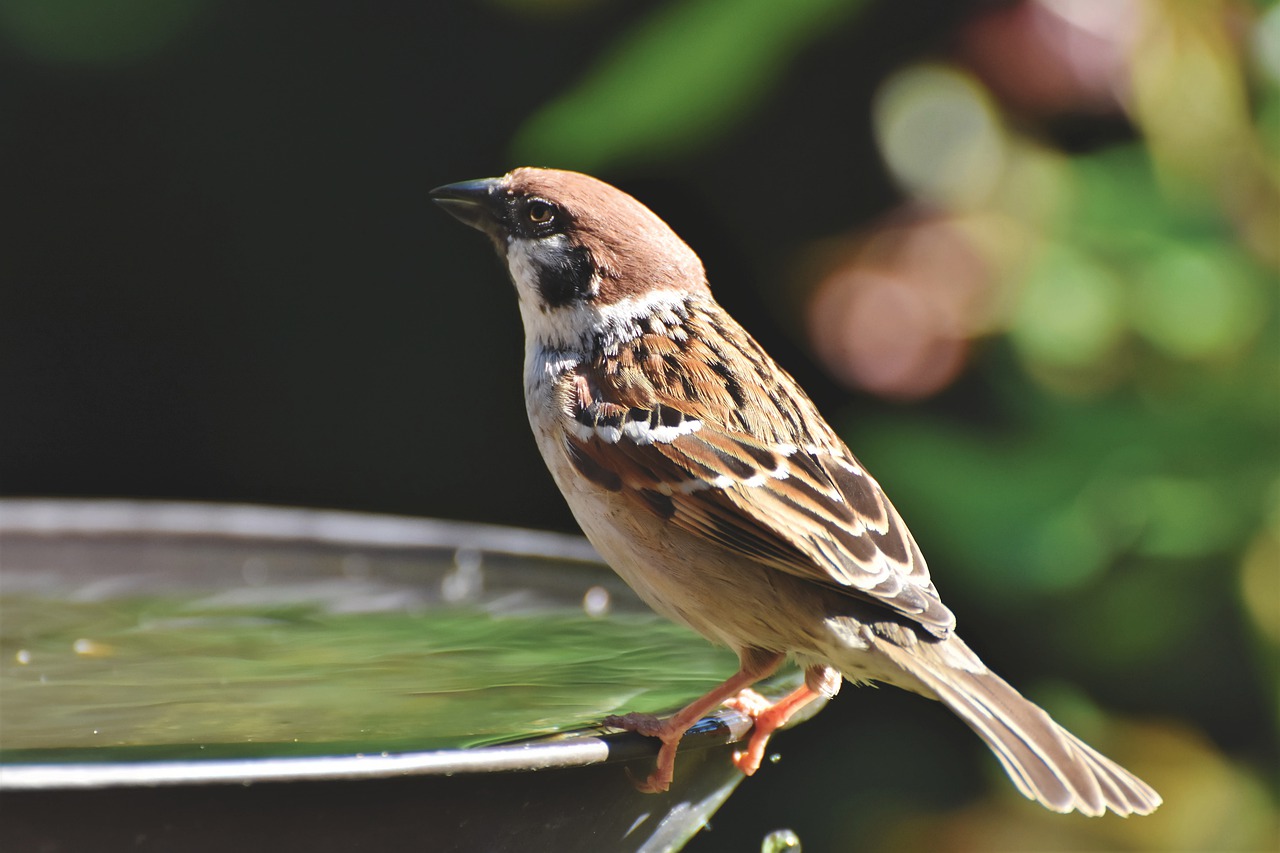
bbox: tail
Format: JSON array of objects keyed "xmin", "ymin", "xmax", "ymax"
[{"xmin": 872, "ymin": 633, "xmax": 1162, "ymax": 817}]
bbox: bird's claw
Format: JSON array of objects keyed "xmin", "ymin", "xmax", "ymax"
[
  {"xmin": 723, "ymin": 688, "xmax": 771, "ymax": 717},
  {"xmin": 622, "ymin": 763, "xmax": 672, "ymax": 793},
  {"xmin": 603, "ymin": 711, "xmax": 668, "ymax": 738},
  {"xmin": 725, "ymin": 688, "xmax": 782, "ymax": 776}
]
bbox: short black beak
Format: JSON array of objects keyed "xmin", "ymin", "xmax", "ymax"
[{"xmin": 430, "ymin": 177, "xmax": 504, "ymax": 234}]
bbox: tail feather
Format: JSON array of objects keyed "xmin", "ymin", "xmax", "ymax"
[{"xmin": 872, "ymin": 635, "xmax": 1162, "ymax": 817}]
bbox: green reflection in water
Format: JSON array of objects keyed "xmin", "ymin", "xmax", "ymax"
[{"xmin": 0, "ymin": 595, "xmax": 742, "ymax": 762}]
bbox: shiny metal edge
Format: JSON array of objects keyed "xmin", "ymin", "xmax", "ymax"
[
  {"xmin": 0, "ymin": 738, "xmax": 614, "ymax": 790},
  {"xmin": 0, "ymin": 713, "xmax": 770, "ymax": 791},
  {"xmin": 0, "ymin": 698, "xmax": 833, "ymax": 791},
  {"xmin": 0, "ymin": 499, "xmax": 601, "ymax": 563}
]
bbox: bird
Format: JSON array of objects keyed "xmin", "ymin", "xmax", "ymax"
[{"xmin": 430, "ymin": 167, "xmax": 1162, "ymax": 816}]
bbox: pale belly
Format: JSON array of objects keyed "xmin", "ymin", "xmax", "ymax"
[
  {"xmin": 526, "ymin": 402, "xmax": 860, "ymax": 659},
  {"xmin": 517, "ymin": 360, "xmax": 932, "ymax": 696}
]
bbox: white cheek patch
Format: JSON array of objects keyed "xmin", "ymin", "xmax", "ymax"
[
  {"xmin": 507, "ymin": 234, "xmax": 600, "ymax": 307},
  {"xmin": 505, "ymin": 237, "xmax": 545, "ymax": 301}
]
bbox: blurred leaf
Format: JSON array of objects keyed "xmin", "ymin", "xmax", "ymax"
[
  {"xmin": 510, "ymin": 0, "xmax": 867, "ymax": 170},
  {"xmin": 998, "ymin": 144, "xmax": 1278, "ymax": 390},
  {"xmin": 1009, "ymin": 242, "xmax": 1126, "ymax": 373},
  {"xmin": 873, "ymin": 65, "xmax": 1007, "ymax": 208},
  {"xmin": 1241, "ymin": 518, "xmax": 1280, "ymax": 647},
  {"xmin": 0, "ymin": 0, "xmax": 205, "ymax": 65},
  {"xmin": 1066, "ymin": 146, "xmax": 1182, "ymax": 239},
  {"xmin": 843, "ymin": 387, "xmax": 1271, "ymax": 602},
  {"xmin": 1131, "ymin": 243, "xmax": 1270, "ymax": 361}
]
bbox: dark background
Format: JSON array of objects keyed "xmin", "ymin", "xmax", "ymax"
[
  {"xmin": 3, "ymin": 1, "xmax": 1277, "ymax": 850},
  {"xmin": 2, "ymin": 0, "xmax": 983, "ymax": 530}
]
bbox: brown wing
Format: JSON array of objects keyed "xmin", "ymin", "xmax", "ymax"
[{"xmin": 560, "ymin": 318, "xmax": 955, "ymax": 637}]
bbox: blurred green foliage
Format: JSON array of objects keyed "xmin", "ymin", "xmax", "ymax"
[
  {"xmin": 0, "ymin": 0, "xmax": 205, "ymax": 64},
  {"xmin": 511, "ymin": 0, "xmax": 867, "ymax": 170},
  {"xmin": 857, "ymin": 146, "xmax": 1276, "ymax": 598}
]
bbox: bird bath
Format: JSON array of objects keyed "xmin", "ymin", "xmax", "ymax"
[{"xmin": 0, "ymin": 500, "xmax": 821, "ymax": 852}]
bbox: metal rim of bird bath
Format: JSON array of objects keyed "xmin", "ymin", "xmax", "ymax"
[{"xmin": 0, "ymin": 498, "xmax": 819, "ymax": 792}]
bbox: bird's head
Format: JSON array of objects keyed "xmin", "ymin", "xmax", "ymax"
[{"xmin": 431, "ymin": 168, "xmax": 708, "ymax": 350}]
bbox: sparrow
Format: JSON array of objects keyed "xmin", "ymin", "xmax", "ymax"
[{"xmin": 430, "ymin": 167, "xmax": 1161, "ymax": 816}]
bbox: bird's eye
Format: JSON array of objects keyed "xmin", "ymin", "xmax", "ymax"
[{"xmin": 527, "ymin": 200, "xmax": 556, "ymax": 225}]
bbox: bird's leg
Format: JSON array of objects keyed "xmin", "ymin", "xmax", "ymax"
[
  {"xmin": 604, "ymin": 649, "xmax": 784, "ymax": 793},
  {"xmin": 725, "ymin": 664, "xmax": 839, "ymax": 775}
]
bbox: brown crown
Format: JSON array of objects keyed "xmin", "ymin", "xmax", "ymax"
[{"xmin": 504, "ymin": 167, "xmax": 710, "ymax": 304}]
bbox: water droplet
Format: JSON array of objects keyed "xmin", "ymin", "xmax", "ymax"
[
  {"xmin": 583, "ymin": 585, "xmax": 611, "ymax": 617},
  {"xmin": 73, "ymin": 638, "xmax": 113, "ymax": 657},
  {"xmin": 443, "ymin": 548, "xmax": 484, "ymax": 602},
  {"xmin": 761, "ymin": 828, "xmax": 801, "ymax": 853}
]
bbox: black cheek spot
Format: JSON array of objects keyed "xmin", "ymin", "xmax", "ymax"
[{"xmin": 536, "ymin": 244, "xmax": 594, "ymax": 308}]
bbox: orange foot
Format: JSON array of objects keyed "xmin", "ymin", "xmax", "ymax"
[
  {"xmin": 600, "ymin": 650, "xmax": 789, "ymax": 794},
  {"xmin": 724, "ymin": 684, "xmax": 824, "ymax": 776},
  {"xmin": 603, "ymin": 712, "xmax": 684, "ymax": 793}
]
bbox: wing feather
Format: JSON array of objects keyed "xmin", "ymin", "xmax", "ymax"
[{"xmin": 563, "ymin": 326, "xmax": 955, "ymax": 637}]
